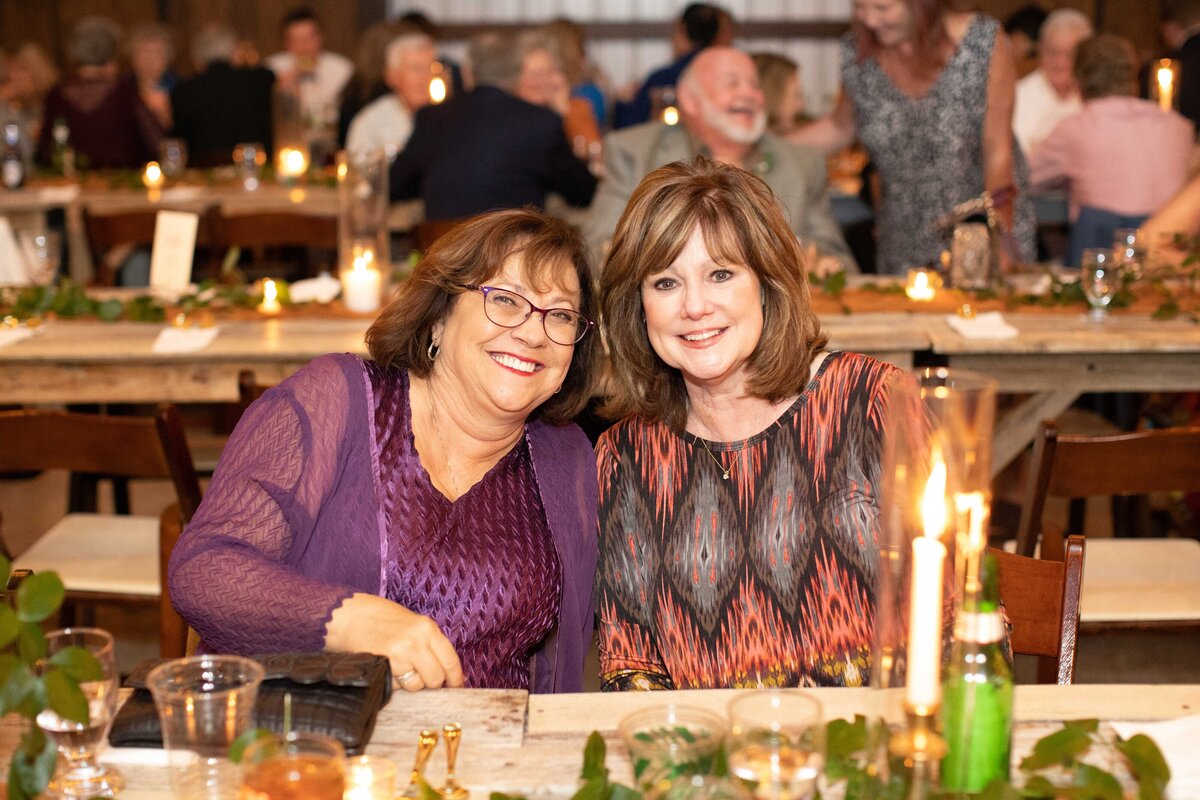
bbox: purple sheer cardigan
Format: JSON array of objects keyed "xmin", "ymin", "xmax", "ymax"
[{"xmin": 168, "ymin": 353, "xmax": 599, "ymax": 693}]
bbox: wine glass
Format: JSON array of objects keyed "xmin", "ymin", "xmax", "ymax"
[
  {"xmin": 726, "ymin": 690, "xmax": 824, "ymax": 800},
  {"xmin": 1080, "ymin": 247, "xmax": 1118, "ymax": 323},
  {"xmin": 1112, "ymin": 228, "xmax": 1146, "ymax": 280},
  {"xmin": 18, "ymin": 229, "xmax": 61, "ymax": 285},
  {"xmin": 233, "ymin": 142, "xmax": 264, "ymax": 190},
  {"xmin": 159, "ymin": 138, "xmax": 188, "ymax": 179},
  {"xmin": 36, "ymin": 628, "xmax": 123, "ymax": 798}
]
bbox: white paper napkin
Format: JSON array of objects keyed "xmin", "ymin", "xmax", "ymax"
[
  {"xmin": 1111, "ymin": 716, "xmax": 1200, "ymax": 800},
  {"xmin": 945, "ymin": 311, "xmax": 1019, "ymax": 340},
  {"xmin": 0, "ymin": 326, "xmax": 37, "ymax": 349},
  {"xmin": 289, "ymin": 272, "xmax": 342, "ymax": 304},
  {"xmin": 152, "ymin": 326, "xmax": 219, "ymax": 354}
]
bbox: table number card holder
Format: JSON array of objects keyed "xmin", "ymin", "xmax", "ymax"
[{"xmin": 148, "ymin": 210, "xmax": 199, "ymax": 293}]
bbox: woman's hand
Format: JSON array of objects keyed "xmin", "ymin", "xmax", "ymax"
[{"xmin": 325, "ymin": 593, "xmax": 465, "ymax": 692}]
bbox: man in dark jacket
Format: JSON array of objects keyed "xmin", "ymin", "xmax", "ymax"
[
  {"xmin": 388, "ymin": 30, "xmax": 596, "ymax": 222},
  {"xmin": 171, "ymin": 24, "xmax": 275, "ymax": 168}
]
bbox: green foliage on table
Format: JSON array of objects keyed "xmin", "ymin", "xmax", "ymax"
[
  {"xmin": 1, "ymin": 280, "xmax": 168, "ymax": 322},
  {"xmin": 0, "ymin": 555, "xmax": 103, "ymax": 800},
  {"xmin": 488, "ymin": 717, "xmax": 1171, "ymax": 800}
]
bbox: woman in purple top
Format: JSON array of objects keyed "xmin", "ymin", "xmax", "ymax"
[{"xmin": 170, "ymin": 209, "xmax": 602, "ymax": 692}]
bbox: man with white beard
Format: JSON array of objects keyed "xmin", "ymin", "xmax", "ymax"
[{"xmin": 584, "ymin": 47, "xmax": 855, "ymax": 273}]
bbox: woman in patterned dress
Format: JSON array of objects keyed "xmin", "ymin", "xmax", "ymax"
[
  {"xmin": 171, "ymin": 209, "xmax": 602, "ymax": 693},
  {"xmin": 595, "ymin": 158, "xmax": 904, "ymax": 690},
  {"xmin": 791, "ymin": 0, "xmax": 1035, "ymax": 274}
]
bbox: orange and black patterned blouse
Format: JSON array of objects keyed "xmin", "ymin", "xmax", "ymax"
[{"xmin": 595, "ymin": 351, "xmax": 900, "ymax": 690}]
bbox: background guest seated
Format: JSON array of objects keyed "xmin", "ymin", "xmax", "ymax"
[
  {"xmin": 388, "ymin": 31, "xmax": 597, "ymax": 225},
  {"xmin": 585, "ymin": 47, "xmax": 854, "ymax": 273},
  {"xmin": 170, "ymin": 209, "xmax": 602, "ymax": 693},
  {"xmin": 170, "ymin": 24, "xmax": 275, "ymax": 168},
  {"xmin": 1012, "ymin": 9, "xmax": 1092, "ymax": 156},
  {"xmin": 595, "ymin": 158, "xmax": 902, "ymax": 690},
  {"xmin": 36, "ymin": 16, "xmax": 162, "ymax": 170},
  {"xmin": 345, "ymin": 29, "xmax": 436, "ymax": 159},
  {"xmin": 1028, "ymin": 34, "xmax": 1194, "ymax": 265}
]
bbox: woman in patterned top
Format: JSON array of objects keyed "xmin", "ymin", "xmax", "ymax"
[
  {"xmin": 595, "ymin": 158, "xmax": 903, "ymax": 690},
  {"xmin": 171, "ymin": 210, "xmax": 601, "ymax": 693},
  {"xmin": 790, "ymin": 0, "xmax": 1035, "ymax": 274}
]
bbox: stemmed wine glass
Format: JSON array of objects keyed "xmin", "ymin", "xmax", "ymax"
[
  {"xmin": 36, "ymin": 628, "xmax": 123, "ymax": 798},
  {"xmin": 727, "ymin": 690, "xmax": 825, "ymax": 800},
  {"xmin": 18, "ymin": 229, "xmax": 61, "ymax": 285},
  {"xmin": 1080, "ymin": 247, "xmax": 1118, "ymax": 323}
]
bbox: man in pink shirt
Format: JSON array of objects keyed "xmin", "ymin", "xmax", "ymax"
[{"xmin": 1029, "ymin": 34, "xmax": 1194, "ymax": 263}]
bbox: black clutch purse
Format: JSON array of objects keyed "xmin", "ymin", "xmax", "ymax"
[{"xmin": 109, "ymin": 651, "xmax": 393, "ymax": 755}]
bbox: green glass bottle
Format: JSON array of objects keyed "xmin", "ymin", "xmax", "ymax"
[{"xmin": 940, "ymin": 551, "xmax": 1012, "ymax": 793}]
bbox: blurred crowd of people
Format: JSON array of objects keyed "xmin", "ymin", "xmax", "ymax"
[{"xmin": 1, "ymin": 1, "xmax": 1197, "ymax": 274}]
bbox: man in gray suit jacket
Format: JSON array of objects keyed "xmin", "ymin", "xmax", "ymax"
[{"xmin": 585, "ymin": 47, "xmax": 855, "ymax": 273}]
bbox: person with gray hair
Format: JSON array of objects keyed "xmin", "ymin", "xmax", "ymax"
[
  {"xmin": 169, "ymin": 24, "xmax": 275, "ymax": 167},
  {"xmin": 388, "ymin": 29, "xmax": 596, "ymax": 225},
  {"xmin": 345, "ymin": 31, "xmax": 436, "ymax": 159},
  {"xmin": 1013, "ymin": 8, "xmax": 1094, "ymax": 154},
  {"xmin": 36, "ymin": 16, "xmax": 162, "ymax": 169}
]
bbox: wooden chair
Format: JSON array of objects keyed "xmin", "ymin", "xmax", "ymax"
[
  {"xmin": 1015, "ymin": 420, "xmax": 1200, "ymax": 631},
  {"xmin": 989, "ymin": 536, "xmax": 1085, "ymax": 684},
  {"xmin": 0, "ymin": 406, "xmax": 202, "ymax": 637},
  {"xmin": 237, "ymin": 369, "xmax": 272, "ymax": 409},
  {"xmin": 83, "ymin": 206, "xmax": 218, "ymax": 284},
  {"xmin": 212, "ymin": 210, "xmax": 339, "ymax": 280},
  {"xmin": 414, "ymin": 218, "xmax": 469, "ymax": 251}
]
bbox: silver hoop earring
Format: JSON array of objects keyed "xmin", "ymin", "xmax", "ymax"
[{"xmin": 427, "ymin": 340, "xmax": 440, "ymax": 361}]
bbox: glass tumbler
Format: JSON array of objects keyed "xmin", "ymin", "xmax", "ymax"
[
  {"xmin": 726, "ymin": 690, "xmax": 825, "ymax": 800},
  {"xmin": 239, "ymin": 731, "xmax": 346, "ymax": 800},
  {"xmin": 147, "ymin": 655, "xmax": 265, "ymax": 800}
]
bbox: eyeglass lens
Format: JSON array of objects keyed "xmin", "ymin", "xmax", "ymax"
[{"xmin": 481, "ymin": 288, "xmax": 587, "ymax": 345}]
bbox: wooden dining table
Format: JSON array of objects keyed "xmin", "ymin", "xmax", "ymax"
[
  {"xmin": 0, "ymin": 684, "xmax": 1194, "ymax": 798},
  {"xmin": 3, "ymin": 296, "xmax": 1198, "ymax": 473}
]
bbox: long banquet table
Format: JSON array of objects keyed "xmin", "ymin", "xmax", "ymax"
[
  {"xmin": 3, "ymin": 307, "xmax": 1199, "ymax": 473},
  {"xmin": 0, "ymin": 684, "xmax": 1195, "ymax": 798}
]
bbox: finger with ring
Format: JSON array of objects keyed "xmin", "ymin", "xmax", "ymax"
[{"xmin": 396, "ymin": 669, "xmax": 420, "ymax": 688}]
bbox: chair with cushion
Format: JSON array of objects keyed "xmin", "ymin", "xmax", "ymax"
[
  {"xmin": 1015, "ymin": 420, "xmax": 1200, "ymax": 631},
  {"xmin": 0, "ymin": 406, "xmax": 202, "ymax": 642},
  {"xmin": 989, "ymin": 535, "xmax": 1085, "ymax": 684},
  {"xmin": 212, "ymin": 210, "xmax": 339, "ymax": 280},
  {"xmin": 83, "ymin": 206, "xmax": 218, "ymax": 285}
]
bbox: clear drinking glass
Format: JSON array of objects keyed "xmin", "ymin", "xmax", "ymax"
[
  {"xmin": 36, "ymin": 627, "xmax": 123, "ymax": 799},
  {"xmin": 160, "ymin": 138, "xmax": 188, "ymax": 179},
  {"xmin": 239, "ymin": 731, "xmax": 346, "ymax": 800},
  {"xmin": 726, "ymin": 691, "xmax": 824, "ymax": 800},
  {"xmin": 233, "ymin": 142, "xmax": 265, "ymax": 190},
  {"xmin": 1080, "ymin": 247, "xmax": 1118, "ymax": 322},
  {"xmin": 1112, "ymin": 228, "xmax": 1146, "ymax": 280},
  {"xmin": 147, "ymin": 655, "xmax": 265, "ymax": 800},
  {"xmin": 951, "ymin": 222, "xmax": 992, "ymax": 290},
  {"xmin": 18, "ymin": 228, "xmax": 62, "ymax": 285},
  {"xmin": 618, "ymin": 704, "xmax": 728, "ymax": 794}
]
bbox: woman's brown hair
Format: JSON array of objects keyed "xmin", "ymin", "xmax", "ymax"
[
  {"xmin": 366, "ymin": 208, "xmax": 600, "ymax": 426},
  {"xmin": 853, "ymin": 0, "xmax": 952, "ymax": 82},
  {"xmin": 599, "ymin": 157, "xmax": 828, "ymax": 432}
]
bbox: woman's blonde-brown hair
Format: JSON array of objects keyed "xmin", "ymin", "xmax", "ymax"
[
  {"xmin": 366, "ymin": 208, "xmax": 599, "ymax": 426},
  {"xmin": 599, "ymin": 157, "xmax": 828, "ymax": 432}
]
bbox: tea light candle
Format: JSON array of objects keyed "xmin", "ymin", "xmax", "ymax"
[
  {"xmin": 259, "ymin": 278, "xmax": 282, "ymax": 315},
  {"xmin": 906, "ymin": 454, "xmax": 947, "ymax": 710},
  {"xmin": 277, "ymin": 147, "xmax": 308, "ymax": 181},
  {"xmin": 344, "ymin": 755, "xmax": 397, "ymax": 800},
  {"xmin": 429, "ymin": 63, "xmax": 448, "ymax": 104},
  {"xmin": 340, "ymin": 249, "xmax": 383, "ymax": 314},
  {"xmin": 1156, "ymin": 59, "xmax": 1177, "ymax": 112},
  {"xmin": 905, "ymin": 268, "xmax": 937, "ymax": 301},
  {"xmin": 142, "ymin": 161, "xmax": 164, "ymax": 191},
  {"xmin": 662, "ymin": 104, "xmax": 680, "ymax": 126}
]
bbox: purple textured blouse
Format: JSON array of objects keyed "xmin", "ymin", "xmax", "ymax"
[
  {"xmin": 169, "ymin": 354, "xmax": 598, "ymax": 692},
  {"xmin": 368, "ymin": 363, "xmax": 562, "ymax": 689}
]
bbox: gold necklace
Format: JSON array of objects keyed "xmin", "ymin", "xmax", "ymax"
[
  {"xmin": 694, "ymin": 435, "xmax": 738, "ymax": 481},
  {"xmin": 428, "ymin": 396, "xmax": 463, "ymax": 499}
]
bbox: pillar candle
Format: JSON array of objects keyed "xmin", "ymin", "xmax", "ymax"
[{"xmin": 906, "ymin": 457, "xmax": 948, "ymax": 709}]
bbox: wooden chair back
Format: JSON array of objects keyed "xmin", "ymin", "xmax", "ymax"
[
  {"xmin": 0, "ymin": 405, "xmax": 203, "ymax": 526},
  {"xmin": 414, "ymin": 218, "xmax": 469, "ymax": 251},
  {"xmin": 237, "ymin": 369, "xmax": 272, "ymax": 410},
  {"xmin": 1016, "ymin": 421, "xmax": 1200, "ymax": 558},
  {"xmin": 213, "ymin": 211, "xmax": 338, "ymax": 279},
  {"xmin": 83, "ymin": 207, "xmax": 218, "ymax": 284},
  {"xmin": 989, "ymin": 535, "xmax": 1085, "ymax": 684}
]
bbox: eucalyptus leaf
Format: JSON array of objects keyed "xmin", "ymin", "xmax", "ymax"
[
  {"xmin": 228, "ymin": 727, "xmax": 272, "ymax": 764},
  {"xmin": 581, "ymin": 730, "xmax": 608, "ymax": 782},
  {"xmin": 490, "ymin": 793, "xmax": 526, "ymax": 800},
  {"xmin": 976, "ymin": 776, "xmax": 1022, "ymax": 800},
  {"xmin": 418, "ymin": 775, "xmax": 443, "ymax": 800},
  {"xmin": 17, "ymin": 621, "xmax": 47, "ymax": 663},
  {"xmin": 572, "ymin": 776, "xmax": 610, "ymax": 800},
  {"xmin": 1019, "ymin": 724, "xmax": 1094, "ymax": 770},
  {"xmin": 10, "ymin": 724, "xmax": 56, "ymax": 800},
  {"xmin": 95, "ymin": 298, "xmax": 124, "ymax": 321},
  {"xmin": 44, "ymin": 668, "xmax": 89, "ymax": 724},
  {"xmin": 15, "ymin": 571, "xmax": 65, "ymax": 623},
  {"xmin": 610, "ymin": 783, "xmax": 642, "ymax": 800},
  {"xmin": 49, "ymin": 645, "xmax": 104, "ymax": 683},
  {"xmin": 0, "ymin": 554, "xmax": 9, "ymax": 581},
  {"xmin": 1022, "ymin": 774, "xmax": 1060, "ymax": 797},
  {"xmin": 0, "ymin": 604, "xmax": 19, "ymax": 649},
  {"xmin": 1116, "ymin": 734, "xmax": 1170, "ymax": 800},
  {"xmin": 0, "ymin": 654, "xmax": 33, "ymax": 716},
  {"xmin": 1072, "ymin": 763, "xmax": 1124, "ymax": 800}
]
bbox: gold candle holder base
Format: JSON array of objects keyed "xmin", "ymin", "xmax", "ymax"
[{"xmin": 888, "ymin": 703, "xmax": 946, "ymax": 800}]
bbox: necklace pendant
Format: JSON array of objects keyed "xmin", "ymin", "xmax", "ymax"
[{"xmin": 722, "ymin": 470, "xmax": 730, "ymax": 480}]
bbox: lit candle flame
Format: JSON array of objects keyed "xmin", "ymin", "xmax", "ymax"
[
  {"xmin": 259, "ymin": 278, "xmax": 282, "ymax": 315},
  {"xmin": 142, "ymin": 161, "xmax": 164, "ymax": 189},
  {"xmin": 663, "ymin": 105, "xmax": 680, "ymax": 126},
  {"xmin": 922, "ymin": 454, "xmax": 947, "ymax": 539},
  {"xmin": 906, "ymin": 269, "xmax": 936, "ymax": 301},
  {"xmin": 1157, "ymin": 62, "xmax": 1175, "ymax": 112},
  {"xmin": 278, "ymin": 147, "xmax": 308, "ymax": 178},
  {"xmin": 430, "ymin": 76, "xmax": 447, "ymax": 104}
]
